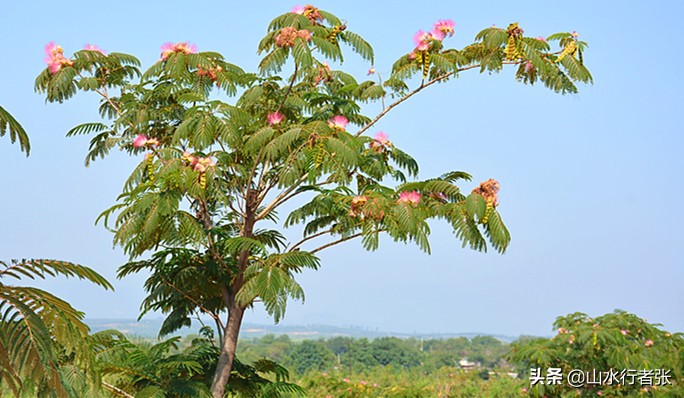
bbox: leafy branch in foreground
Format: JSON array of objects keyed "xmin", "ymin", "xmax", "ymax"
[
  {"xmin": 0, "ymin": 105, "xmax": 30, "ymax": 156},
  {"xmin": 0, "ymin": 259, "xmax": 113, "ymax": 397},
  {"xmin": 35, "ymin": 5, "xmax": 591, "ymax": 397}
]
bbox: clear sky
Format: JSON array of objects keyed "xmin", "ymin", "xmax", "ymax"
[{"xmin": 1, "ymin": 1, "xmax": 682, "ymax": 338}]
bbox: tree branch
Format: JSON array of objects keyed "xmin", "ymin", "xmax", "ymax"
[
  {"xmin": 288, "ymin": 228, "xmax": 334, "ymax": 252},
  {"xmin": 355, "ymin": 62, "xmax": 519, "ymax": 138},
  {"xmin": 102, "ymin": 381, "xmax": 135, "ymax": 398},
  {"xmin": 310, "ymin": 232, "xmax": 365, "ymax": 254},
  {"xmin": 161, "ymin": 278, "xmax": 225, "ymax": 330},
  {"xmin": 255, "ymin": 173, "xmax": 308, "ymax": 221}
]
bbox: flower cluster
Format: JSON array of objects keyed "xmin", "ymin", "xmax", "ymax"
[
  {"xmin": 291, "ymin": 4, "xmax": 323, "ymax": 24},
  {"xmin": 196, "ymin": 65, "xmax": 223, "ymax": 82},
  {"xmin": 182, "ymin": 152, "xmax": 216, "ymax": 172},
  {"xmin": 132, "ymin": 134, "xmax": 160, "ymax": 148},
  {"xmin": 349, "ymin": 195, "xmax": 385, "ymax": 221},
  {"xmin": 398, "ymin": 190, "xmax": 421, "ymax": 205},
  {"xmin": 471, "ymin": 178, "xmax": 500, "ymax": 206},
  {"xmin": 349, "ymin": 195, "xmax": 368, "ymax": 217},
  {"xmin": 160, "ymin": 42, "xmax": 197, "ymax": 61},
  {"xmin": 267, "ymin": 111, "xmax": 284, "ymax": 125},
  {"xmin": 313, "ymin": 62, "xmax": 332, "ymax": 85},
  {"xmin": 410, "ymin": 19, "xmax": 455, "ymax": 55},
  {"xmin": 370, "ymin": 131, "xmax": 392, "ymax": 152},
  {"xmin": 44, "ymin": 42, "xmax": 74, "ymax": 74},
  {"xmin": 328, "ymin": 115, "xmax": 348, "ymax": 131},
  {"xmin": 275, "ymin": 26, "xmax": 312, "ymax": 48}
]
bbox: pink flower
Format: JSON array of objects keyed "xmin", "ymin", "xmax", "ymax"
[
  {"xmin": 413, "ymin": 30, "xmax": 431, "ymax": 51},
  {"xmin": 572, "ymin": 30, "xmax": 579, "ymax": 37},
  {"xmin": 398, "ymin": 190, "xmax": 421, "ymax": 205},
  {"xmin": 84, "ymin": 44, "xmax": 105, "ymax": 54},
  {"xmin": 522, "ymin": 387, "xmax": 528, "ymax": 393},
  {"xmin": 645, "ymin": 339, "xmax": 654, "ymax": 347},
  {"xmin": 430, "ymin": 28, "xmax": 445, "ymax": 41},
  {"xmin": 342, "ymin": 378, "xmax": 350, "ymax": 383},
  {"xmin": 536, "ymin": 36, "xmax": 547, "ymax": 42},
  {"xmin": 433, "ymin": 19, "xmax": 455, "ymax": 37},
  {"xmin": 328, "ymin": 115, "xmax": 349, "ymax": 131},
  {"xmin": 374, "ymin": 131, "xmax": 389, "ymax": 145},
  {"xmin": 558, "ymin": 327, "xmax": 569, "ymax": 334},
  {"xmin": 367, "ymin": 66, "xmax": 375, "ymax": 75},
  {"xmin": 267, "ymin": 111, "xmax": 284, "ymax": 125},
  {"xmin": 620, "ymin": 329, "xmax": 628, "ymax": 336},
  {"xmin": 291, "ymin": 5, "xmax": 306, "ymax": 14},
  {"xmin": 182, "ymin": 151, "xmax": 197, "ymax": 165},
  {"xmin": 133, "ymin": 134, "xmax": 159, "ymax": 148},
  {"xmin": 160, "ymin": 42, "xmax": 197, "ymax": 60},
  {"xmin": 193, "ymin": 156, "xmax": 216, "ymax": 172},
  {"xmin": 133, "ymin": 134, "xmax": 148, "ymax": 148},
  {"xmin": 525, "ymin": 61, "xmax": 534, "ymax": 73},
  {"xmin": 44, "ymin": 42, "xmax": 73, "ymax": 74}
]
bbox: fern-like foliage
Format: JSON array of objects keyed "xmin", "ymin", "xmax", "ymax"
[
  {"xmin": 0, "ymin": 105, "xmax": 30, "ymax": 156},
  {"xmin": 90, "ymin": 327, "xmax": 304, "ymax": 398},
  {"xmin": 0, "ymin": 259, "xmax": 113, "ymax": 398}
]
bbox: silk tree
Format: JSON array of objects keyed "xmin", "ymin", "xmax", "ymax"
[{"xmin": 35, "ymin": 6, "xmax": 592, "ymax": 397}]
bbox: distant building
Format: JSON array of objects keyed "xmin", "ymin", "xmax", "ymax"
[{"xmin": 458, "ymin": 358, "xmax": 480, "ymax": 370}]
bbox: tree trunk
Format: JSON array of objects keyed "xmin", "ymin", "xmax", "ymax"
[
  {"xmin": 210, "ymin": 187, "xmax": 256, "ymax": 397},
  {"xmin": 210, "ymin": 301, "xmax": 245, "ymax": 397}
]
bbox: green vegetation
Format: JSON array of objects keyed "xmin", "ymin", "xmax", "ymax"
[
  {"xmin": 0, "ymin": 260, "xmax": 112, "ymax": 397},
  {"xmin": 0, "ymin": 4, "xmax": 604, "ymax": 398},
  {"xmin": 33, "ymin": 5, "xmax": 590, "ymax": 397}
]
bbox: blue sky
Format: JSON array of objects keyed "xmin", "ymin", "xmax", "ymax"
[{"xmin": 1, "ymin": 1, "xmax": 682, "ymax": 337}]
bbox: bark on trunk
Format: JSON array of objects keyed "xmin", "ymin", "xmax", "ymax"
[
  {"xmin": 209, "ymin": 302, "xmax": 245, "ymax": 397},
  {"xmin": 210, "ymin": 187, "xmax": 256, "ymax": 397}
]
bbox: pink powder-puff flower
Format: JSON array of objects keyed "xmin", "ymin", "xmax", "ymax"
[
  {"xmin": 525, "ymin": 61, "xmax": 534, "ymax": 73},
  {"xmin": 367, "ymin": 66, "xmax": 375, "ymax": 75},
  {"xmin": 193, "ymin": 156, "xmax": 216, "ymax": 173},
  {"xmin": 429, "ymin": 28, "xmax": 445, "ymax": 41},
  {"xmin": 160, "ymin": 42, "xmax": 197, "ymax": 60},
  {"xmin": 133, "ymin": 134, "xmax": 149, "ymax": 148},
  {"xmin": 342, "ymin": 378, "xmax": 350, "ymax": 383},
  {"xmin": 182, "ymin": 151, "xmax": 197, "ymax": 165},
  {"xmin": 374, "ymin": 131, "xmax": 389, "ymax": 145},
  {"xmin": 84, "ymin": 44, "xmax": 105, "ymax": 54},
  {"xmin": 413, "ymin": 30, "xmax": 431, "ymax": 51},
  {"xmin": 620, "ymin": 329, "xmax": 628, "ymax": 336},
  {"xmin": 398, "ymin": 190, "xmax": 421, "ymax": 205},
  {"xmin": 572, "ymin": 30, "xmax": 579, "ymax": 37},
  {"xmin": 536, "ymin": 36, "xmax": 547, "ymax": 42},
  {"xmin": 133, "ymin": 134, "xmax": 159, "ymax": 148},
  {"xmin": 328, "ymin": 115, "xmax": 349, "ymax": 131},
  {"xmin": 267, "ymin": 111, "xmax": 284, "ymax": 125},
  {"xmin": 433, "ymin": 19, "xmax": 455, "ymax": 38},
  {"xmin": 292, "ymin": 5, "xmax": 306, "ymax": 14},
  {"xmin": 645, "ymin": 339, "xmax": 654, "ymax": 347},
  {"xmin": 44, "ymin": 42, "xmax": 73, "ymax": 74}
]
